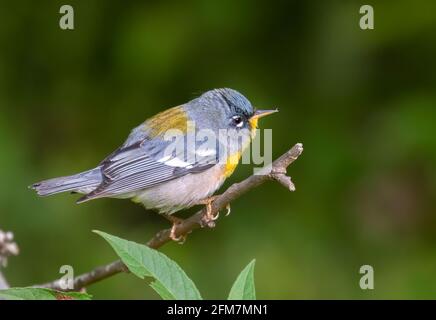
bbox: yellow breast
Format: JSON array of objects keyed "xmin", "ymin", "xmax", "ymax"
[
  {"xmin": 224, "ymin": 122, "xmax": 258, "ymax": 178},
  {"xmin": 224, "ymin": 152, "xmax": 242, "ymax": 177}
]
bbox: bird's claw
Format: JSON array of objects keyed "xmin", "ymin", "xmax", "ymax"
[
  {"xmin": 225, "ymin": 203, "xmax": 231, "ymax": 216},
  {"xmin": 211, "ymin": 203, "xmax": 230, "ymax": 219},
  {"xmin": 212, "ymin": 210, "xmax": 220, "ymax": 221}
]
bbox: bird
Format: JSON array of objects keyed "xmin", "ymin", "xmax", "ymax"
[{"xmin": 30, "ymin": 88, "xmax": 278, "ymax": 241}]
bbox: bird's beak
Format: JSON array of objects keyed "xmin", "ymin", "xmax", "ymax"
[{"xmin": 250, "ymin": 109, "xmax": 279, "ymax": 120}]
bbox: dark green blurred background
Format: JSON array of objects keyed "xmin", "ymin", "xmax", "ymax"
[{"xmin": 1, "ymin": 0, "xmax": 436, "ymax": 299}]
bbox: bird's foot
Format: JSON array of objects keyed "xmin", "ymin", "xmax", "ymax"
[
  {"xmin": 195, "ymin": 196, "xmax": 218, "ymax": 227},
  {"xmin": 197, "ymin": 196, "xmax": 231, "ymax": 227},
  {"xmin": 163, "ymin": 215, "xmax": 186, "ymax": 243}
]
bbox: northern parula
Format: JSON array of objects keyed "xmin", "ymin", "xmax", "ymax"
[{"xmin": 31, "ymin": 88, "xmax": 277, "ymax": 240}]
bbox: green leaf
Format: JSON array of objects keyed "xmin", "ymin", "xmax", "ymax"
[
  {"xmin": 228, "ymin": 259, "xmax": 256, "ymax": 300},
  {"xmin": 150, "ymin": 280, "xmax": 175, "ymax": 300},
  {"xmin": 94, "ymin": 230, "xmax": 202, "ymax": 300},
  {"xmin": 0, "ymin": 287, "xmax": 92, "ymax": 300}
]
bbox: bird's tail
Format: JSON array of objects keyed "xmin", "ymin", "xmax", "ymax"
[{"xmin": 30, "ymin": 167, "xmax": 102, "ymax": 197}]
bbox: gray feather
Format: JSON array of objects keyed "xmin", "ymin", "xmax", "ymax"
[
  {"xmin": 30, "ymin": 168, "xmax": 102, "ymax": 196},
  {"xmin": 76, "ymin": 137, "xmax": 217, "ymax": 203}
]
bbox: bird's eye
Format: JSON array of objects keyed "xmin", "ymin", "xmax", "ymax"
[{"xmin": 232, "ymin": 115, "xmax": 244, "ymax": 128}]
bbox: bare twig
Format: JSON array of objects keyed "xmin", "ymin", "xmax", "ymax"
[
  {"xmin": 38, "ymin": 143, "xmax": 303, "ymax": 291},
  {"xmin": 0, "ymin": 229, "xmax": 20, "ymax": 289},
  {"xmin": 0, "ymin": 272, "xmax": 9, "ymax": 290}
]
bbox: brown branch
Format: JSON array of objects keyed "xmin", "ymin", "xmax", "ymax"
[{"xmin": 37, "ymin": 143, "xmax": 304, "ymax": 291}]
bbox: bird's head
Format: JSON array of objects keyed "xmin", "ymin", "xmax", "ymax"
[{"xmin": 192, "ymin": 88, "xmax": 278, "ymax": 136}]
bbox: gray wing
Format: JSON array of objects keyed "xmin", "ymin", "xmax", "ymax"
[{"xmin": 77, "ymin": 135, "xmax": 218, "ymax": 203}]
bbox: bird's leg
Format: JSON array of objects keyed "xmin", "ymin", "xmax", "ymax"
[{"xmin": 162, "ymin": 214, "xmax": 186, "ymax": 243}]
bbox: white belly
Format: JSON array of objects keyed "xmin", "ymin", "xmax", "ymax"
[{"xmin": 131, "ymin": 164, "xmax": 227, "ymax": 214}]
